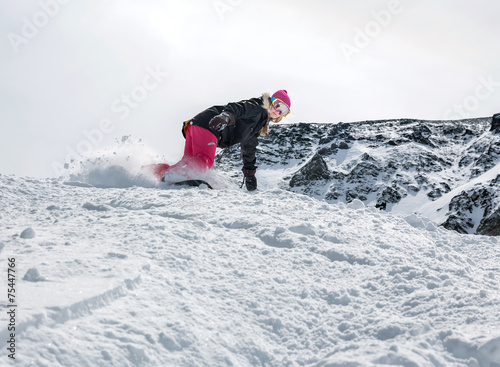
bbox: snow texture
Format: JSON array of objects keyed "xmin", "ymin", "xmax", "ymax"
[{"xmin": 1, "ymin": 132, "xmax": 500, "ymax": 366}]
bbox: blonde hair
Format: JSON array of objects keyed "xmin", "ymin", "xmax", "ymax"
[{"xmin": 260, "ymin": 116, "xmax": 282, "ymax": 135}]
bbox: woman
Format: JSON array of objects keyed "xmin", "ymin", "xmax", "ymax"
[{"xmin": 150, "ymin": 90, "xmax": 291, "ymax": 191}]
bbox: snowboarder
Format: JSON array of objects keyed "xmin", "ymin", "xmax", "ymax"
[{"xmin": 148, "ymin": 90, "xmax": 291, "ymax": 191}]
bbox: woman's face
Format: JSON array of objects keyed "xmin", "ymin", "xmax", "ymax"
[{"xmin": 269, "ymin": 105, "xmax": 281, "ymax": 119}]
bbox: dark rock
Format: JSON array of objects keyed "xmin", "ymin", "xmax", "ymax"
[
  {"xmin": 491, "ymin": 113, "xmax": 500, "ymax": 133},
  {"xmin": 477, "ymin": 208, "xmax": 500, "ymax": 236},
  {"xmin": 325, "ymin": 190, "xmax": 341, "ymax": 201},
  {"xmin": 414, "ymin": 174, "xmax": 428, "ymax": 186},
  {"xmin": 289, "ymin": 153, "xmax": 330, "ymax": 187},
  {"xmin": 346, "ymin": 155, "xmax": 380, "ymax": 183},
  {"xmin": 318, "ymin": 143, "xmax": 338, "ymax": 156},
  {"xmin": 406, "ymin": 124, "xmax": 435, "ymax": 146},
  {"xmin": 441, "ymin": 215, "xmax": 474, "ymax": 234},
  {"xmin": 346, "ymin": 190, "xmax": 367, "ymax": 202},
  {"xmin": 427, "ymin": 182, "xmax": 451, "ymax": 200},
  {"xmin": 443, "ymin": 187, "xmax": 497, "ymax": 234},
  {"xmin": 376, "ymin": 186, "xmax": 403, "ymax": 209},
  {"xmin": 448, "ymin": 192, "xmax": 474, "ymax": 213},
  {"xmin": 330, "ymin": 171, "xmax": 346, "ymax": 180},
  {"xmin": 473, "ymin": 143, "xmax": 500, "ymax": 177}
]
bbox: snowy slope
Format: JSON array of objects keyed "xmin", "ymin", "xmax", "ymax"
[{"xmin": 1, "ymin": 165, "xmax": 499, "ymax": 366}]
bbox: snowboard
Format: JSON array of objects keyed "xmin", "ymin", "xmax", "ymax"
[
  {"xmin": 141, "ymin": 163, "xmax": 213, "ymax": 189},
  {"xmin": 171, "ymin": 179, "xmax": 213, "ymax": 189}
]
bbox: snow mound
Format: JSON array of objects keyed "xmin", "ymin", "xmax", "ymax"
[{"xmin": 0, "ymin": 174, "xmax": 499, "ymax": 366}]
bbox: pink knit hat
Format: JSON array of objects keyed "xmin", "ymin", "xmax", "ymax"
[{"xmin": 272, "ymin": 90, "xmax": 291, "ymax": 109}]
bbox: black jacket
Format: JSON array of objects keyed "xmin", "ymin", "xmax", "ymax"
[{"xmin": 183, "ymin": 95, "xmax": 270, "ymax": 170}]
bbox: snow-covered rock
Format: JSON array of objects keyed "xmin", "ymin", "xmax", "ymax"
[
  {"xmin": 23, "ymin": 268, "xmax": 47, "ymax": 282},
  {"xmin": 491, "ymin": 113, "xmax": 500, "ymax": 134},
  {"xmin": 20, "ymin": 227, "xmax": 36, "ymax": 239}
]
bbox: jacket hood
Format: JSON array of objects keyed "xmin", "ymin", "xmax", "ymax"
[{"xmin": 262, "ymin": 93, "xmax": 272, "ymax": 111}]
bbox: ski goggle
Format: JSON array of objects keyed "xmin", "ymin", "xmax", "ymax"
[{"xmin": 271, "ymin": 97, "xmax": 290, "ymax": 117}]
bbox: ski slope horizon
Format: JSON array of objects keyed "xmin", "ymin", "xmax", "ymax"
[{"xmin": 1, "ymin": 156, "xmax": 500, "ymax": 366}]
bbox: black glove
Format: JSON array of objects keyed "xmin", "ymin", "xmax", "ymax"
[
  {"xmin": 241, "ymin": 168, "xmax": 257, "ymax": 191},
  {"xmin": 209, "ymin": 111, "xmax": 235, "ymax": 131}
]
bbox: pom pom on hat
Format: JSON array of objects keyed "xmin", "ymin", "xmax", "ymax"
[{"xmin": 272, "ymin": 90, "xmax": 291, "ymax": 108}]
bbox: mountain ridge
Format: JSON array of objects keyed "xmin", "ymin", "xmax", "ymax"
[{"xmin": 216, "ymin": 115, "xmax": 500, "ymax": 236}]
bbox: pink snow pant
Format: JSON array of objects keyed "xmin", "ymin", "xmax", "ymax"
[{"xmin": 163, "ymin": 125, "xmax": 218, "ymax": 179}]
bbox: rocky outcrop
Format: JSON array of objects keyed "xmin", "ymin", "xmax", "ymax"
[
  {"xmin": 441, "ymin": 187, "xmax": 497, "ymax": 234},
  {"xmin": 491, "ymin": 113, "xmax": 500, "ymax": 133},
  {"xmin": 290, "ymin": 153, "xmax": 330, "ymax": 187},
  {"xmin": 477, "ymin": 208, "xmax": 500, "ymax": 236},
  {"xmin": 216, "ymin": 116, "xmax": 500, "ymax": 236}
]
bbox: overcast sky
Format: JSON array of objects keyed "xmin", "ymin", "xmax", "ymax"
[{"xmin": 1, "ymin": 0, "xmax": 499, "ymax": 178}]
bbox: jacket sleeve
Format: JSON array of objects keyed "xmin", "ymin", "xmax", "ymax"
[
  {"xmin": 223, "ymin": 101, "xmax": 262, "ymax": 122},
  {"xmin": 240, "ymin": 133, "xmax": 259, "ymax": 170}
]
